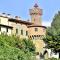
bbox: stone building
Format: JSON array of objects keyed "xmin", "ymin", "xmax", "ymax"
[
  {"xmin": 28, "ymin": 3, "xmax": 46, "ymax": 53},
  {"xmin": 0, "ymin": 3, "xmax": 46, "ymax": 54},
  {"xmin": 9, "ymin": 16, "xmax": 32, "ymax": 39},
  {"xmin": 0, "ymin": 13, "xmax": 13, "ymax": 35}
]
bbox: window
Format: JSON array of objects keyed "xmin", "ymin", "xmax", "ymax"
[
  {"xmin": 16, "ymin": 28, "xmax": 18, "ymax": 34},
  {"xmin": 35, "ymin": 28, "xmax": 38, "ymax": 32},
  {"xmin": 21, "ymin": 30, "xmax": 23, "ymax": 35},
  {"xmin": 43, "ymin": 28, "xmax": 45, "ymax": 32},
  {"xmin": 26, "ymin": 31, "xmax": 28, "ymax": 36},
  {"xmin": 34, "ymin": 35, "xmax": 36, "ymax": 40},
  {"xmin": 7, "ymin": 28, "xmax": 8, "ymax": 32},
  {"xmin": 0, "ymin": 26, "xmax": 1, "ymax": 31},
  {"xmin": 30, "ymin": 36, "xmax": 31, "ymax": 39},
  {"xmin": 32, "ymin": 35, "xmax": 34, "ymax": 39}
]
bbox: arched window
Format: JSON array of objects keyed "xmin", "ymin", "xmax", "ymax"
[
  {"xmin": 34, "ymin": 35, "xmax": 36, "ymax": 40},
  {"xmin": 6, "ymin": 28, "xmax": 8, "ymax": 32},
  {"xmin": 16, "ymin": 28, "xmax": 18, "ymax": 34},
  {"xmin": 0, "ymin": 26, "xmax": 1, "ymax": 31},
  {"xmin": 32, "ymin": 35, "xmax": 34, "ymax": 39},
  {"xmin": 30, "ymin": 36, "xmax": 32, "ymax": 39},
  {"xmin": 26, "ymin": 31, "xmax": 28, "ymax": 36},
  {"xmin": 21, "ymin": 30, "xmax": 23, "ymax": 35}
]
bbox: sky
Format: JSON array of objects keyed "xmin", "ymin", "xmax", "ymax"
[{"xmin": 0, "ymin": 0, "xmax": 60, "ymax": 26}]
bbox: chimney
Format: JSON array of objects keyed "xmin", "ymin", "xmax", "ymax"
[
  {"xmin": 7, "ymin": 14, "xmax": 11, "ymax": 18},
  {"xmin": 27, "ymin": 19, "xmax": 30, "ymax": 22},
  {"xmin": 2, "ymin": 13, "xmax": 6, "ymax": 14},
  {"xmin": 2, "ymin": 13, "xmax": 6, "ymax": 17},
  {"xmin": 15, "ymin": 16, "xmax": 20, "ymax": 20}
]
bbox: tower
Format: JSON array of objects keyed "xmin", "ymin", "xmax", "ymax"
[
  {"xmin": 29, "ymin": 3, "xmax": 42, "ymax": 25},
  {"xmin": 28, "ymin": 3, "xmax": 46, "ymax": 53}
]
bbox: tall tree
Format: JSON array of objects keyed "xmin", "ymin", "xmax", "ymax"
[
  {"xmin": 51, "ymin": 11, "xmax": 60, "ymax": 31},
  {"xmin": 43, "ymin": 11, "xmax": 60, "ymax": 54}
]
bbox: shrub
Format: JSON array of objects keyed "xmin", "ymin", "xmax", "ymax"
[
  {"xmin": 45, "ymin": 58, "xmax": 59, "ymax": 60},
  {"xmin": 0, "ymin": 34, "xmax": 36, "ymax": 60}
]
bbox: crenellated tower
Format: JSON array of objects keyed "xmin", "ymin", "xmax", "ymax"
[
  {"xmin": 29, "ymin": 3, "xmax": 42, "ymax": 25},
  {"xmin": 28, "ymin": 3, "xmax": 46, "ymax": 53}
]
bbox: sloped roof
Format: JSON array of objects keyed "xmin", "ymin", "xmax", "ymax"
[{"xmin": 9, "ymin": 18, "xmax": 33, "ymax": 25}]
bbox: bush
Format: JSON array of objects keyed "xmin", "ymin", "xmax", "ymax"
[
  {"xmin": 0, "ymin": 34, "xmax": 36, "ymax": 60},
  {"xmin": 45, "ymin": 58, "xmax": 60, "ymax": 60}
]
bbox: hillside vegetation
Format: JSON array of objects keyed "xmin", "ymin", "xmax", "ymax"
[{"xmin": 0, "ymin": 34, "xmax": 36, "ymax": 60}]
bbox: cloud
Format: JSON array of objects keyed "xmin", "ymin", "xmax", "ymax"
[{"xmin": 42, "ymin": 20, "xmax": 52, "ymax": 27}]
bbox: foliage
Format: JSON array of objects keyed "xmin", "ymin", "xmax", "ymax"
[
  {"xmin": 0, "ymin": 34, "xmax": 36, "ymax": 60},
  {"xmin": 45, "ymin": 58, "xmax": 58, "ymax": 60},
  {"xmin": 44, "ymin": 27, "xmax": 60, "ymax": 52},
  {"xmin": 51, "ymin": 11, "xmax": 60, "ymax": 31},
  {"xmin": 16, "ymin": 38, "xmax": 35, "ymax": 53},
  {"xmin": 43, "ymin": 11, "xmax": 60, "ymax": 52}
]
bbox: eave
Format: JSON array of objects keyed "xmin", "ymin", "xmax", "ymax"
[
  {"xmin": 9, "ymin": 18, "xmax": 33, "ymax": 25},
  {"xmin": 0, "ymin": 24, "xmax": 13, "ymax": 29},
  {"xmin": 28, "ymin": 25, "xmax": 46, "ymax": 28}
]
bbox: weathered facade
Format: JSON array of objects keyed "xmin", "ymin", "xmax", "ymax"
[
  {"xmin": 0, "ymin": 3, "xmax": 46, "ymax": 54},
  {"xmin": 0, "ymin": 14, "xmax": 13, "ymax": 35},
  {"xmin": 28, "ymin": 3, "xmax": 46, "ymax": 53},
  {"xmin": 9, "ymin": 17, "xmax": 32, "ymax": 39}
]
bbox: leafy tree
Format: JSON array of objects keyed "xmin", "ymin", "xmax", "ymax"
[
  {"xmin": 51, "ymin": 11, "xmax": 60, "ymax": 31},
  {"xmin": 44, "ymin": 27, "xmax": 60, "ymax": 51},
  {"xmin": 43, "ymin": 11, "xmax": 60, "ymax": 53}
]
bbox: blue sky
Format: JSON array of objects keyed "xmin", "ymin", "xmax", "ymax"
[{"xmin": 0, "ymin": 0, "xmax": 60, "ymax": 26}]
